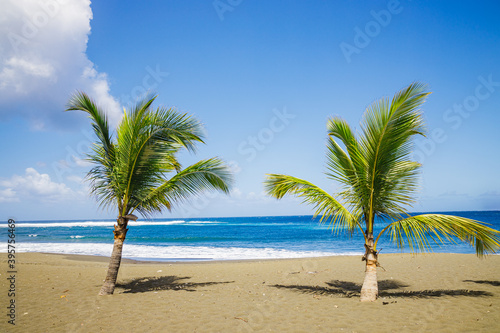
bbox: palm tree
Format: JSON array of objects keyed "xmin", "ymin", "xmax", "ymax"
[
  {"xmin": 264, "ymin": 83, "xmax": 500, "ymax": 302},
  {"xmin": 66, "ymin": 92, "xmax": 232, "ymax": 295}
]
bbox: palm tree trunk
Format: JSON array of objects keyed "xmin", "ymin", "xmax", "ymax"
[
  {"xmin": 360, "ymin": 232, "xmax": 378, "ymax": 302},
  {"xmin": 98, "ymin": 220, "xmax": 128, "ymax": 295}
]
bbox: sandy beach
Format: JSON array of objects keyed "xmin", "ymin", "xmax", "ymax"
[{"xmin": 1, "ymin": 252, "xmax": 499, "ymax": 332}]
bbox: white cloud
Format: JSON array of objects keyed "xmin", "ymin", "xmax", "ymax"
[
  {"xmin": 72, "ymin": 155, "xmax": 92, "ymax": 167},
  {"xmin": 2, "ymin": 57, "xmax": 55, "ymax": 83},
  {"xmin": 227, "ymin": 160, "xmax": 242, "ymax": 174},
  {"xmin": 0, "ymin": 0, "xmax": 122, "ymax": 129},
  {"xmin": 0, "ymin": 188, "xmax": 19, "ymax": 203},
  {"xmin": 246, "ymin": 191, "xmax": 272, "ymax": 201},
  {"xmin": 66, "ymin": 175, "xmax": 84, "ymax": 183},
  {"xmin": 0, "ymin": 167, "xmax": 79, "ymax": 202},
  {"xmin": 230, "ymin": 187, "xmax": 242, "ymax": 198}
]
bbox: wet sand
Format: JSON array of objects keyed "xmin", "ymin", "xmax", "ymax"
[{"xmin": 1, "ymin": 252, "xmax": 499, "ymax": 332}]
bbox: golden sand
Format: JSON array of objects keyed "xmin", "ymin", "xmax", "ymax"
[{"xmin": 1, "ymin": 252, "xmax": 499, "ymax": 332}]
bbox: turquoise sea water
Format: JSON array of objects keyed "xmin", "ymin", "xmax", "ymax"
[{"xmin": 4, "ymin": 211, "xmax": 500, "ymax": 261}]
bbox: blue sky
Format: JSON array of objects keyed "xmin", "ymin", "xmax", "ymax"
[{"xmin": 1, "ymin": 0, "xmax": 499, "ymax": 221}]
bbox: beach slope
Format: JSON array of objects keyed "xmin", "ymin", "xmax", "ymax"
[{"xmin": 1, "ymin": 253, "xmax": 499, "ymax": 332}]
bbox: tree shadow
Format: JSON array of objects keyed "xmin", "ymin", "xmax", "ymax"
[
  {"xmin": 272, "ymin": 283, "xmax": 357, "ymax": 298},
  {"xmin": 271, "ymin": 279, "xmax": 493, "ymax": 299},
  {"xmin": 116, "ymin": 276, "xmax": 234, "ymax": 293},
  {"xmin": 464, "ymin": 280, "xmax": 500, "ymax": 287},
  {"xmin": 326, "ymin": 279, "xmax": 409, "ymax": 292},
  {"xmin": 272, "ymin": 280, "xmax": 409, "ymax": 298},
  {"xmin": 379, "ymin": 289, "xmax": 493, "ymax": 298}
]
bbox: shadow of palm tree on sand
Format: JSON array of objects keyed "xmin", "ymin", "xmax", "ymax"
[
  {"xmin": 464, "ymin": 280, "xmax": 500, "ymax": 287},
  {"xmin": 116, "ymin": 276, "xmax": 234, "ymax": 293},
  {"xmin": 272, "ymin": 279, "xmax": 493, "ymax": 299}
]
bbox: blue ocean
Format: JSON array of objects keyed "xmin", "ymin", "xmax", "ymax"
[{"xmin": 5, "ymin": 211, "xmax": 500, "ymax": 261}]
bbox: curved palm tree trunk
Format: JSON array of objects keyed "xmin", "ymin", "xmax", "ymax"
[
  {"xmin": 98, "ymin": 220, "xmax": 128, "ymax": 295},
  {"xmin": 360, "ymin": 232, "xmax": 378, "ymax": 302}
]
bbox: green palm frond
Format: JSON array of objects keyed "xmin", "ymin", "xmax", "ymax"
[
  {"xmin": 326, "ymin": 118, "xmax": 370, "ymax": 214},
  {"xmin": 383, "ymin": 214, "xmax": 500, "ymax": 256},
  {"xmin": 67, "ymin": 91, "xmax": 232, "ymax": 219},
  {"xmin": 134, "ymin": 158, "xmax": 232, "ymax": 215},
  {"xmin": 85, "ymin": 144, "xmax": 119, "ymax": 209},
  {"xmin": 66, "ymin": 92, "xmax": 120, "ymax": 209},
  {"xmin": 115, "ymin": 97, "xmax": 207, "ymax": 215},
  {"xmin": 65, "ymin": 92, "xmax": 115, "ymax": 163},
  {"xmin": 326, "ymin": 119, "xmax": 363, "ymax": 190},
  {"xmin": 359, "ymin": 83, "xmax": 430, "ymax": 224},
  {"xmin": 264, "ymin": 174, "xmax": 361, "ymax": 235}
]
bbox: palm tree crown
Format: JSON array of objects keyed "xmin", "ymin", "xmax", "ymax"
[{"xmin": 67, "ymin": 92, "xmax": 231, "ymax": 220}]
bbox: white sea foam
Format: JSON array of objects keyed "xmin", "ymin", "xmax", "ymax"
[
  {"xmin": 70, "ymin": 235, "xmax": 85, "ymax": 239},
  {"xmin": 130, "ymin": 220, "xmax": 186, "ymax": 226},
  {"xmin": 0, "ymin": 220, "xmax": 187, "ymax": 228},
  {"xmin": 186, "ymin": 221, "xmax": 224, "ymax": 224},
  {"xmin": 5, "ymin": 242, "xmax": 357, "ymax": 261}
]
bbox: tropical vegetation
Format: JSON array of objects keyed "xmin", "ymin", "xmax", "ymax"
[
  {"xmin": 66, "ymin": 92, "xmax": 232, "ymax": 295},
  {"xmin": 264, "ymin": 83, "xmax": 500, "ymax": 301}
]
